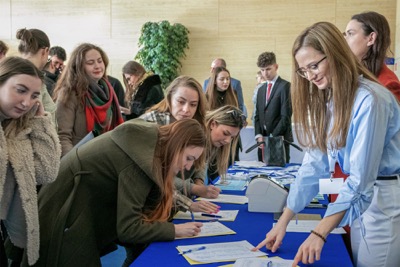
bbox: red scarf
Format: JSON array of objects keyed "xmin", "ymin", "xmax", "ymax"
[{"xmin": 84, "ymin": 78, "xmax": 124, "ymax": 135}]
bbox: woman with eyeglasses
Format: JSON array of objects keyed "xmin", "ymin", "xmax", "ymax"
[
  {"xmin": 120, "ymin": 60, "xmax": 164, "ymax": 120},
  {"xmin": 254, "ymin": 22, "xmax": 400, "ymax": 267},
  {"xmin": 344, "ymin": 11, "xmax": 400, "ymax": 101}
]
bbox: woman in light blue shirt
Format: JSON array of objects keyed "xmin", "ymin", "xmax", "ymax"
[{"xmin": 254, "ymin": 22, "xmax": 400, "ymax": 267}]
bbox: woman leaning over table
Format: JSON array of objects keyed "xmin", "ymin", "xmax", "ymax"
[
  {"xmin": 344, "ymin": 11, "xmax": 400, "ymax": 101},
  {"xmin": 24, "ymin": 119, "xmax": 206, "ymax": 267},
  {"xmin": 53, "ymin": 43, "xmax": 124, "ymax": 157},
  {"xmin": 254, "ymin": 22, "xmax": 400, "ymax": 267},
  {"xmin": 141, "ymin": 75, "xmax": 222, "ymax": 202},
  {"xmin": 0, "ymin": 57, "xmax": 61, "ymax": 266}
]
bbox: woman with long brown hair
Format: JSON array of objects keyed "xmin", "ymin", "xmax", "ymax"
[
  {"xmin": 53, "ymin": 43, "xmax": 124, "ymax": 156},
  {"xmin": 254, "ymin": 21, "xmax": 400, "ymax": 267},
  {"xmin": 28, "ymin": 119, "xmax": 206, "ymax": 267}
]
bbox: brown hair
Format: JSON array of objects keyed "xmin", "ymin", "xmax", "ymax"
[
  {"xmin": 257, "ymin": 52, "xmax": 276, "ymax": 67},
  {"xmin": 0, "ymin": 57, "xmax": 44, "ymax": 136},
  {"xmin": 144, "ymin": 119, "xmax": 206, "ymax": 222},
  {"xmin": 205, "ymin": 66, "xmax": 238, "ymax": 110},
  {"xmin": 16, "ymin": 28, "xmax": 50, "ymax": 55},
  {"xmin": 122, "ymin": 60, "xmax": 146, "ymax": 104},
  {"xmin": 0, "ymin": 40, "xmax": 9, "ymax": 56},
  {"xmin": 351, "ymin": 11, "xmax": 391, "ymax": 76},
  {"xmin": 53, "ymin": 43, "xmax": 109, "ymax": 105},
  {"xmin": 291, "ymin": 22, "xmax": 376, "ymax": 151},
  {"xmin": 147, "ymin": 75, "xmax": 207, "ymax": 125}
]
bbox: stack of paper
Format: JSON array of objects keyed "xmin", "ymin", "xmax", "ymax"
[{"xmin": 176, "ymin": 240, "xmax": 267, "ymax": 264}]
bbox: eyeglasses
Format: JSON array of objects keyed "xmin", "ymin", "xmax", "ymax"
[
  {"xmin": 296, "ymin": 56, "xmax": 327, "ymax": 79},
  {"xmin": 226, "ymin": 110, "xmax": 247, "ymax": 128}
]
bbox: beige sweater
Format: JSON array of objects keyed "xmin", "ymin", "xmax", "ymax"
[{"xmin": 0, "ymin": 113, "xmax": 61, "ymax": 265}]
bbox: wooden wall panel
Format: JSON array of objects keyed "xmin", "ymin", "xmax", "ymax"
[
  {"xmin": 0, "ymin": 0, "xmax": 12, "ymax": 39},
  {"xmin": 0, "ymin": 0, "xmax": 397, "ymax": 124}
]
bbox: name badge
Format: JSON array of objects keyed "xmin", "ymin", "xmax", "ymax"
[{"xmin": 319, "ymin": 178, "xmax": 344, "ymax": 194}]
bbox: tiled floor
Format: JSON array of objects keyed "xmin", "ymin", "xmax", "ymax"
[{"xmin": 101, "ymin": 245, "xmax": 125, "ymax": 267}]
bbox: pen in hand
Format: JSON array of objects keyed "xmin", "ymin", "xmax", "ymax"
[
  {"xmin": 190, "ymin": 211, "xmax": 195, "ymax": 222},
  {"xmin": 201, "ymin": 213, "xmax": 222, "ymax": 218},
  {"xmin": 179, "ymin": 246, "xmax": 206, "ymax": 255}
]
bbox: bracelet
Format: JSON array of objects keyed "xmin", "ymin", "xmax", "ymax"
[{"xmin": 311, "ymin": 230, "xmax": 327, "ymax": 243}]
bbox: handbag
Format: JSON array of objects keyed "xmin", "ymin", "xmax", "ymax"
[{"xmin": 245, "ymin": 135, "xmax": 303, "ymax": 167}]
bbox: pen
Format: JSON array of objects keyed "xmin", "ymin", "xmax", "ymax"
[
  {"xmin": 179, "ymin": 246, "xmax": 206, "ymax": 255},
  {"xmin": 201, "ymin": 213, "xmax": 222, "ymax": 218},
  {"xmin": 190, "ymin": 211, "xmax": 195, "ymax": 222}
]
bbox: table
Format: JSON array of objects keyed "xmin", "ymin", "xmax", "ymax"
[{"xmin": 131, "ymin": 191, "xmax": 353, "ymax": 266}]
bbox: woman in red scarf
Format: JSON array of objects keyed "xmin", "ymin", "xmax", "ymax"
[{"xmin": 53, "ymin": 43, "xmax": 124, "ymax": 157}]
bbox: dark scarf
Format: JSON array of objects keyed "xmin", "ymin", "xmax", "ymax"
[{"xmin": 84, "ymin": 78, "xmax": 124, "ymax": 135}]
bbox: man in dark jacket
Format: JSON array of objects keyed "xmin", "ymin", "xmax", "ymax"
[
  {"xmin": 254, "ymin": 52, "xmax": 293, "ymax": 163},
  {"xmin": 43, "ymin": 46, "xmax": 67, "ymax": 96}
]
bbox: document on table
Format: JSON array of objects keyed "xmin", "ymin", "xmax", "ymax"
[
  {"xmin": 176, "ymin": 240, "xmax": 267, "ymax": 264},
  {"xmin": 173, "ymin": 210, "xmax": 239, "ymax": 221},
  {"xmin": 196, "ymin": 194, "xmax": 248, "ymax": 204},
  {"xmin": 284, "ymin": 220, "xmax": 346, "ymax": 234},
  {"xmin": 233, "ymin": 257, "xmax": 296, "ymax": 267},
  {"xmin": 216, "ymin": 179, "xmax": 249, "ymax": 191},
  {"xmin": 234, "ymin": 161, "xmax": 266, "ymax": 168},
  {"xmin": 176, "ymin": 221, "xmax": 235, "ymax": 239}
]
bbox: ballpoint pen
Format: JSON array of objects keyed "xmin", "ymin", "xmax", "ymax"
[
  {"xmin": 201, "ymin": 213, "xmax": 222, "ymax": 218},
  {"xmin": 179, "ymin": 246, "xmax": 206, "ymax": 255},
  {"xmin": 190, "ymin": 210, "xmax": 195, "ymax": 222}
]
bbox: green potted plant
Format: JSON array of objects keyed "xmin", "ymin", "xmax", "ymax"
[{"xmin": 135, "ymin": 20, "xmax": 190, "ymax": 89}]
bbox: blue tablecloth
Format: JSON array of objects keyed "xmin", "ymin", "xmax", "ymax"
[{"xmin": 131, "ymin": 176, "xmax": 353, "ymax": 266}]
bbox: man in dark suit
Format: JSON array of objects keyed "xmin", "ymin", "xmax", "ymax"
[
  {"xmin": 254, "ymin": 52, "xmax": 293, "ymax": 163},
  {"xmin": 203, "ymin": 58, "xmax": 246, "ymax": 116}
]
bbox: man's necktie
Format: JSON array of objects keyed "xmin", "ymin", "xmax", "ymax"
[{"xmin": 266, "ymin": 82, "xmax": 272, "ymax": 102}]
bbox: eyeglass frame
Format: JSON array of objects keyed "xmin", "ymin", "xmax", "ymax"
[
  {"xmin": 226, "ymin": 110, "xmax": 247, "ymax": 129},
  {"xmin": 296, "ymin": 56, "xmax": 327, "ymax": 79}
]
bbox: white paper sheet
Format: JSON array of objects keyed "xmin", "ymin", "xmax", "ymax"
[
  {"xmin": 176, "ymin": 221, "xmax": 235, "ymax": 239},
  {"xmin": 176, "ymin": 240, "xmax": 267, "ymax": 263},
  {"xmin": 173, "ymin": 210, "xmax": 239, "ymax": 221},
  {"xmin": 284, "ymin": 220, "xmax": 346, "ymax": 234},
  {"xmin": 233, "ymin": 257, "xmax": 294, "ymax": 267},
  {"xmin": 196, "ymin": 194, "xmax": 248, "ymax": 204}
]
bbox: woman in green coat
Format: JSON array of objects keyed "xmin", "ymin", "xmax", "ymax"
[{"xmin": 25, "ymin": 119, "xmax": 206, "ymax": 266}]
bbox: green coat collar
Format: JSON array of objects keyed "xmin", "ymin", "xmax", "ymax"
[{"xmin": 110, "ymin": 119, "xmax": 160, "ymax": 187}]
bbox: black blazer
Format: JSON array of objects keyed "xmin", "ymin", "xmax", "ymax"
[{"xmin": 254, "ymin": 76, "xmax": 293, "ymax": 142}]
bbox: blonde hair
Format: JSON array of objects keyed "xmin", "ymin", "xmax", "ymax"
[
  {"xmin": 292, "ymin": 22, "xmax": 377, "ymax": 151},
  {"xmin": 144, "ymin": 119, "xmax": 206, "ymax": 222},
  {"xmin": 205, "ymin": 105, "xmax": 245, "ymax": 180},
  {"xmin": 147, "ymin": 75, "xmax": 207, "ymax": 125}
]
